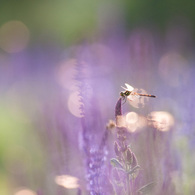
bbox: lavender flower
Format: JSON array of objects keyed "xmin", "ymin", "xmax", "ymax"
[
  {"xmin": 76, "ymin": 57, "xmax": 110, "ymax": 194},
  {"xmin": 110, "ymin": 97, "xmax": 141, "ymax": 195}
]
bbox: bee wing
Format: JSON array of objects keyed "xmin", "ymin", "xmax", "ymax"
[{"xmin": 124, "ymin": 83, "xmax": 134, "ymax": 91}]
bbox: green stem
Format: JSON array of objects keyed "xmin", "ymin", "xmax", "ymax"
[{"xmin": 127, "ymin": 173, "xmax": 131, "ymax": 195}]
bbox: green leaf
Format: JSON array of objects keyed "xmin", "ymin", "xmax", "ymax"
[
  {"xmin": 126, "ymin": 165, "xmax": 140, "ymax": 180},
  {"xmin": 110, "ymin": 158, "xmax": 123, "ymax": 169},
  {"xmin": 137, "ymin": 182, "xmax": 156, "ymax": 194},
  {"xmin": 127, "ymin": 165, "xmax": 140, "ymax": 175}
]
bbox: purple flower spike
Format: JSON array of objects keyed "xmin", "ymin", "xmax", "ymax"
[
  {"xmin": 115, "ymin": 98, "xmax": 126, "ymax": 128},
  {"xmin": 115, "ymin": 98, "xmax": 122, "ymax": 118}
]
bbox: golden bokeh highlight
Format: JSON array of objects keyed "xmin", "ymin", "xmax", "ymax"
[
  {"xmin": 125, "ymin": 112, "xmax": 147, "ymax": 132},
  {"xmin": 0, "ymin": 21, "xmax": 30, "ymax": 53},
  {"xmin": 148, "ymin": 111, "xmax": 175, "ymax": 131},
  {"xmin": 55, "ymin": 175, "xmax": 79, "ymax": 189},
  {"xmin": 126, "ymin": 112, "xmax": 138, "ymax": 124},
  {"xmin": 14, "ymin": 188, "xmax": 37, "ymax": 195},
  {"xmin": 67, "ymin": 91, "xmax": 83, "ymax": 118}
]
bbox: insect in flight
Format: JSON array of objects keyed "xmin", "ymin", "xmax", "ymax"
[{"xmin": 120, "ymin": 83, "xmax": 156, "ymax": 102}]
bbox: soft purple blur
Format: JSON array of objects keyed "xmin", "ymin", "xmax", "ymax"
[{"xmin": 0, "ymin": 22, "xmax": 195, "ymax": 194}]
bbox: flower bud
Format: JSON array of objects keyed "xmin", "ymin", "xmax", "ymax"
[{"xmin": 126, "ymin": 148, "xmax": 132, "ymax": 164}]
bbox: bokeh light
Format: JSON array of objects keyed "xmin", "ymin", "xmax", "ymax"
[
  {"xmin": 125, "ymin": 112, "xmax": 147, "ymax": 132},
  {"xmin": 0, "ymin": 1, "xmax": 194, "ymax": 194},
  {"xmin": 126, "ymin": 112, "xmax": 138, "ymax": 124},
  {"xmin": 14, "ymin": 188, "xmax": 37, "ymax": 195},
  {"xmin": 67, "ymin": 91, "xmax": 83, "ymax": 118},
  {"xmin": 148, "ymin": 111, "xmax": 175, "ymax": 132},
  {"xmin": 0, "ymin": 21, "xmax": 30, "ymax": 53},
  {"xmin": 126, "ymin": 112, "xmax": 139, "ymax": 132},
  {"xmin": 55, "ymin": 175, "xmax": 79, "ymax": 189}
]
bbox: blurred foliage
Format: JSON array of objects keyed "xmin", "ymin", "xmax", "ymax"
[
  {"xmin": 0, "ymin": 0, "xmax": 195, "ymax": 194},
  {"xmin": 0, "ymin": 97, "xmax": 46, "ymax": 194},
  {"xmin": 1, "ymin": 0, "xmax": 195, "ymax": 46},
  {"xmin": 124, "ymin": 0, "xmax": 195, "ymax": 30},
  {"xmin": 0, "ymin": 0, "xmax": 103, "ymax": 45}
]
